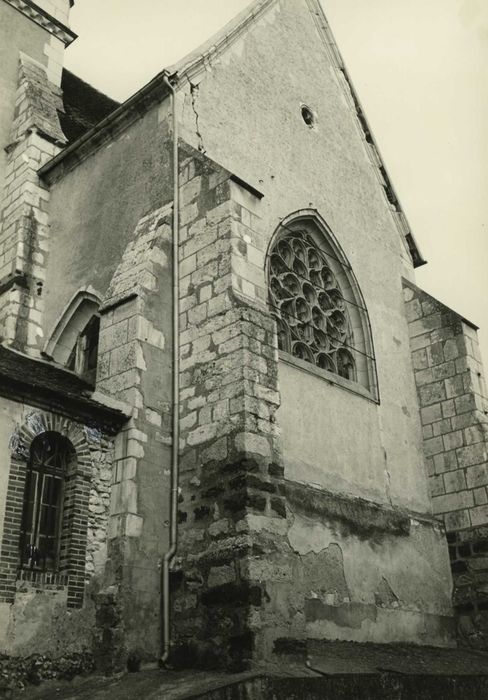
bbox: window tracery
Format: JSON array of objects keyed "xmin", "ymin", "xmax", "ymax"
[
  {"xmin": 269, "ymin": 229, "xmax": 356, "ymax": 380},
  {"xmin": 268, "ymin": 217, "xmax": 377, "ymax": 398}
]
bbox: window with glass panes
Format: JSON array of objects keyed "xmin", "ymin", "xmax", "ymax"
[{"xmin": 19, "ymin": 433, "xmax": 73, "ymax": 572}]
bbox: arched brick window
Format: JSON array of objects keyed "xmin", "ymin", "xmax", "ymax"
[
  {"xmin": 268, "ymin": 212, "xmax": 378, "ymax": 398},
  {"xmin": 0, "ymin": 414, "xmax": 94, "ymax": 608},
  {"xmin": 20, "ymin": 432, "xmax": 75, "ymax": 573}
]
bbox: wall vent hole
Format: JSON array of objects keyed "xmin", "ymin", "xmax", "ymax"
[{"xmin": 301, "ymin": 105, "xmax": 315, "ymax": 127}]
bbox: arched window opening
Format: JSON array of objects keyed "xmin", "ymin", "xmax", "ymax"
[
  {"xmin": 67, "ymin": 315, "xmax": 100, "ymax": 383},
  {"xmin": 268, "ymin": 215, "xmax": 377, "ymax": 397},
  {"xmin": 44, "ymin": 290, "xmax": 101, "ymax": 382},
  {"xmin": 20, "ymin": 432, "xmax": 75, "ymax": 573}
]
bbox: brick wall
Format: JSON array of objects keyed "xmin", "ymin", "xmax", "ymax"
[
  {"xmin": 404, "ymin": 279, "xmax": 488, "ymax": 645},
  {"xmin": 0, "ymin": 411, "xmax": 114, "ymax": 613}
]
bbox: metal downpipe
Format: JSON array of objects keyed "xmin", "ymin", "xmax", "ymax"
[{"xmin": 161, "ymin": 73, "xmax": 179, "ymax": 666}]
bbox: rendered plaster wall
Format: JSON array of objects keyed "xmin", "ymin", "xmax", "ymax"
[
  {"xmin": 0, "ymin": 2, "xmax": 50, "ymax": 195},
  {"xmin": 274, "ymin": 493, "xmax": 453, "ymax": 650},
  {"xmin": 279, "ymin": 361, "xmax": 389, "ymax": 506},
  {"xmin": 176, "ymin": 0, "xmax": 431, "ymax": 516},
  {"xmin": 43, "ymin": 98, "xmax": 173, "ymax": 341}
]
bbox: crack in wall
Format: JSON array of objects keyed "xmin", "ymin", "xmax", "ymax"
[{"xmin": 190, "ymin": 82, "xmax": 206, "ymax": 154}]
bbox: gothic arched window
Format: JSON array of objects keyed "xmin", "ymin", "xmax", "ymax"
[
  {"xmin": 44, "ymin": 290, "xmax": 101, "ymax": 383},
  {"xmin": 268, "ymin": 214, "xmax": 377, "ymax": 398}
]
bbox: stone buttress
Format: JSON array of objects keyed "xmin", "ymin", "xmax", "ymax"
[{"xmin": 405, "ymin": 280, "xmax": 488, "ymax": 647}]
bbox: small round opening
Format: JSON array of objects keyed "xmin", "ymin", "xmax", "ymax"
[{"xmin": 301, "ymin": 105, "xmax": 315, "ymax": 127}]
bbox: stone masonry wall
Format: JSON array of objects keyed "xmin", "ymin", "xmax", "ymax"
[
  {"xmin": 404, "ymin": 279, "xmax": 488, "ymax": 646},
  {"xmin": 95, "ymin": 204, "xmax": 174, "ymax": 665},
  {"xmin": 0, "ymin": 55, "xmax": 65, "ymax": 354},
  {"xmin": 172, "ymin": 144, "xmax": 287, "ymax": 670}
]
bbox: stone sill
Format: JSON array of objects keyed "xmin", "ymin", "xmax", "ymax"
[
  {"xmin": 16, "ymin": 568, "xmax": 69, "ymax": 590},
  {"xmin": 278, "ymin": 351, "xmax": 379, "ymax": 404}
]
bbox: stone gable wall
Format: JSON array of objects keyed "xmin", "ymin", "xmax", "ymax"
[{"xmin": 170, "ymin": 146, "xmax": 453, "ymax": 670}]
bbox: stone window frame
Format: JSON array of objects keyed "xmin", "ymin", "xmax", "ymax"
[
  {"xmin": 43, "ymin": 289, "xmax": 101, "ymax": 379},
  {"xmin": 267, "ymin": 210, "xmax": 379, "ymax": 402},
  {"xmin": 0, "ymin": 412, "xmax": 93, "ymax": 608}
]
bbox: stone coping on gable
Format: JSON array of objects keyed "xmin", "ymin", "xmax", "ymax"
[{"xmin": 4, "ymin": 0, "xmax": 77, "ymax": 45}]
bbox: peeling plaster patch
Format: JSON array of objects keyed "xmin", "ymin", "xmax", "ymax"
[
  {"xmin": 375, "ymin": 577, "xmax": 400, "ymax": 608},
  {"xmin": 287, "ymin": 515, "xmax": 336, "ymax": 555},
  {"xmin": 305, "ymin": 599, "xmax": 377, "ymax": 628},
  {"xmin": 302, "ymin": 542, "xmax": 351, "ymax": 605}
]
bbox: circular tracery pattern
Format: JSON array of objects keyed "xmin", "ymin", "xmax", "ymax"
[{"xmin": 269, "ymin": 230, "xmax": 356, "ymax": 381}]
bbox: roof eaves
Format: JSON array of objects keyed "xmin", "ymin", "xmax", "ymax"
[{"xmin": 0, "ymin": 345, "xmax": 131, "ymax": 432}]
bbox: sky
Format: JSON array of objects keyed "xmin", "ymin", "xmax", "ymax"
[{"xmin": 64, "ymin": 0, "xmax": 488, "ymax": 367}]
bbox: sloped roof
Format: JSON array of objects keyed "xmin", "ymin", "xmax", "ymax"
[
  {"xmin": 0, "ymin": 345, "xmax": 128, "ymax": 433},
  {"xmin": 59, "ymin": 68, "xmax": 119, "ymax": 143}
]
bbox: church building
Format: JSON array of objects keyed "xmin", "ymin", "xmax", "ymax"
[{"xmin": 0, "ymin": 0, "xmax": 487, "ymax": 683}]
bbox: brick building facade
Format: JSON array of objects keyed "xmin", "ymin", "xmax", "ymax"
[{"xmin": 0, "ymin": 0, "xmax": 487, "ymax": 683}]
